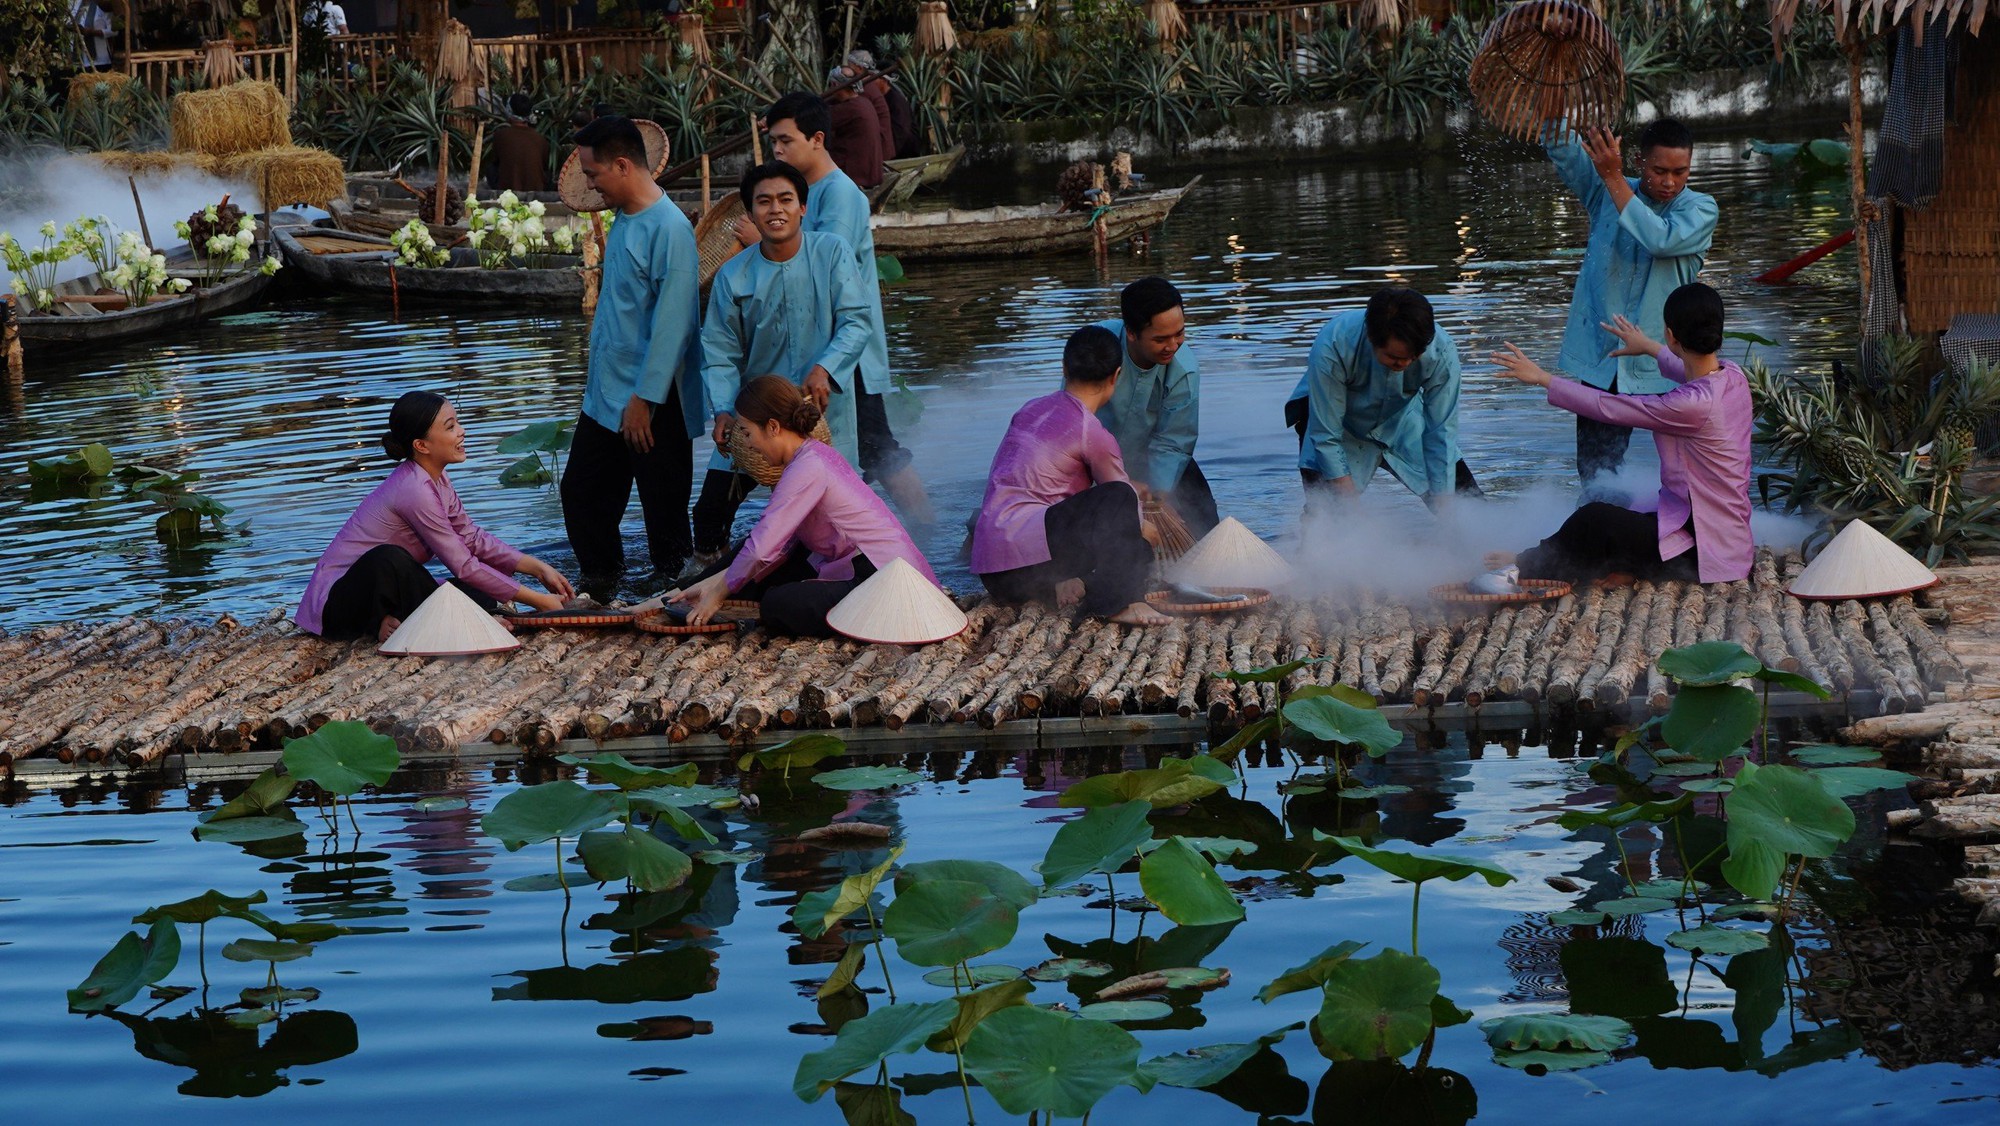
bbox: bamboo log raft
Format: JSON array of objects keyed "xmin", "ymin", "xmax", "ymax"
[{"xmin": 0, "ymin": 563, "xmax": 1963, "ymax": 773}]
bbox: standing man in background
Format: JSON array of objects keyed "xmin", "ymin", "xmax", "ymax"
[
  {"xmin": 309, "ymin": 0, "xmax": 350, "ymax": 35},
  {"xmin": 560, "ymin": 117, "xmax": 705, "ymax": 594},
  {"xmin": 488, "ymin": 92, "xmax": 551, "ymax": 194},
  {"xmin": 72, "ymin": 1, "xmax": 114, "ymax": 72},
  {"xmin": 848, "ymin": 50, "xmax": 918, "ymax": 159},
  {"xmin": 823, "ymin": 71, "xmax": 883, "ymax": 190},
  {"xmin": 1547, "ymin": 118, "xmax": 1716, "ymax": 496},
  {"xmin": 1093, "ymin": 277, "xmax": 1218, "ymax": 537}
]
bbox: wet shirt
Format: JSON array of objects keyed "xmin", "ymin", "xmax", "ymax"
[
  {"xmin": 295, "ymin": 461, "xmax": 521, "ymax": 635},
  {"xmin": 701, "ymin": 232, "xmax": 871, "ymax": 469},
  {"xmin": 1289, "ymin": 310, "xmax": 1460, "ymax": 496},
  {"xmin": 584, "ymin": 195, "xmax": 705, "ymax": 439},
  {"xmin": 803, "ymin": 167, "xmax": 891, "ymax": 395},
  {"xmin": 725, "ymin": 440, "xmax": 935, "ymax": 589},
  {"xmin": 1091, "ymin": 318, "xmax": 1199, "ymax": 492},
  {"xmin": 1546, "ymin": 351, "xmax": 1753, "ymax": 582},
  {"xmin": 1548, "ymin": 131, "xmax": 1718, "ymax": 394},
  {"xmin": 972, "ymin": 389, "xmax": 1138, "ymax": 574}
]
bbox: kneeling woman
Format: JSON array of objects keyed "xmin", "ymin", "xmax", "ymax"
[
  {"xmin": 673, "ymin": 376, "xmax": 938, "ymax": 635},
  {"xmin": 296, "ymin": 391, "xmax": 575, "ymax": 641}
]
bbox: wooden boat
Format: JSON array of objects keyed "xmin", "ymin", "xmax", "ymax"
[
  {"xmin": 272, "ymin": 225, "xmax": 583, "ymax": 304},
  {"xmin": 884, "ymin": 144, "xmax": 966, "ymax": 189},
  {"xmin": 14, "ymin": 256, "xmax": 275, "ymax": 352},
  {"xmin": 869, "ymin": 176, "xmax": 1201, "ymax": 261}
]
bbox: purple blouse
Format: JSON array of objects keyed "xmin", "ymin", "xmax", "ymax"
[
  {"xmin": 1545, "ymin": 349, "xmax": 1753, "ymax": 583},
  {"xmin": 971, "ymin": 389, "xmax": 1139, "ymax": 574},
  {"xmin": 294, "ymin": 461, "xmax": 523, "ymax": 635},
  {"xmin": 724, "ymin": 440, "xmax": 936, "ymax": 591}
]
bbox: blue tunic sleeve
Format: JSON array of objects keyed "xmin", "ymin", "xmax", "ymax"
[
  {"xmin": 1418, "ymin": 333, "xmax": 1461, "ymax": 495},
  {"xmin": 814, "ymin": 243, "xmax": 872, "ymax": 388},
  {"xmin": 700, "ymin": 256, "xmax": 749, "ymax": 419},
  {"xmin": 1301, "ymin": 318, "xmax": 1353, "ymax": 479}
]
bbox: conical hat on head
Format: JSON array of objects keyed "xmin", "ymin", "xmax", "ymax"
[
  {"xmin": 825, "ymin": 557, "xmax": 967, "ymax": 645},
  {"xmin": 379, "ymin": 582, "xmax": 523, "ymax": 656},
  {"xmin": 557, "ymin": 118, "xmax": 670, "ymax": 213},
  {"xmin": 1166, "ymin": 517, "xmax": 1294, "ymax": 591},
  {"xmin": 1787, "ymin": 519, "xmax": 1939, "ymax": 600}
]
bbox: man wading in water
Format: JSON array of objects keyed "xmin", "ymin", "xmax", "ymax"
[
  {"xmin": 560, "ymin": 116, "xmax": 705, "ymax": 596},
  {"xmin": 1093, "ymin": 277, "xmax": 1220, "ymax": 538},
  {"xmin": 1547, "ymin": 118, "xmax": 1717, "ymax": 499}
]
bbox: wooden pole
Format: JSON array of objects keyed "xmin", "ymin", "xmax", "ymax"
[
  {"xmin": 127, "ymin": 177, "xmax": 153, "ymax": 248},
  {"xmin": 434, "ymin": 131, "xmax": 450, "ymax": 226},
  {"xmin": 748, "ymin": 110, "xmax": 764, "ymax": 164},
  {"xmin": 465, "ymin": 119, "xmax": 485, "ymax": 203},
  {"xmin": 1845, "ymin": 29, "xmax": 1873, "ymax": 325},
  {"xmin": 700, "ymin": 153, "xmax": 712, "ymax": 216},
  {"xmin": 2, "ymin": 295, "xmax": 22, "ymax": 382},
  {"xmin": 284, "ymin": 0, "xmax": 298, "ymax": 103}
]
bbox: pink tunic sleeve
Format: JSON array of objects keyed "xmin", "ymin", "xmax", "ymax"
[
  {"xmin": 390, "ymin": 471, "xmax": 522, "ymax": 602},
  {"xmin": 725, "ymin": 456, "xmax": 830, "ymax": 591}
]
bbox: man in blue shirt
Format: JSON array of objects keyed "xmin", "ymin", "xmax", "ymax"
[
  {"xmin": 1547, "ymin": 118, "xmax": 1717, "ymax": 493},
  {"xmin": 559, "ymin": 116, "xmax": 705, "ymax": 592},
  {"xmin": 1287, "ymin": 287, "xmax": 1462, "ymax": 517},
  {"xmin": 1093, "ymin": 277, "xmax": 1218, "ymax": 537}
]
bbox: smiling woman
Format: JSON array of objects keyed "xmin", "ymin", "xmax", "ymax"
[{"xmin": 293, "ymin": 391, "xmax": 574, "ymax": 642}]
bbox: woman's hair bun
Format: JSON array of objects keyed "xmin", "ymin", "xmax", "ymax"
[
  {"xmin": 789, "ymin": 397, "xmax": 824, "ymax": 435},
  {"xmin": 381, "ymin": 432, "xmax": 412, "ymax": 461},
  {"xmin": 383, "ymin": 390, "xmax": 449, "ymax": 462}
]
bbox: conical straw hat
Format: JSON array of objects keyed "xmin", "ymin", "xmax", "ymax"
[
  {"xmin": 1787, "ymin": 519, "xmax": 1938, "ymax": 600},
  {"xmin": 557, "ymin": 118, "xmax": 670, "ymax": 213},
  {"xmin": 1166, "ymin": 517, "xmax": 1294, "ymax": 591},
  {"xmin": 825, "ymin": 557, "xmax": 967, "ymax": 645},
  {"xmin": 379, "ymin": 581, "xmax": 523, "ymax": 656}
]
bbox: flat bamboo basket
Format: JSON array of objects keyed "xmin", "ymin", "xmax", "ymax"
[{"xmin": 1469, "ymin": 0, "xmax": 1624, "ymax": 142}]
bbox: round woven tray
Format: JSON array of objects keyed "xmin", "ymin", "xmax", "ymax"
[
  {"xmin": 502, "ymin": 607, "xmax": 637, "ymax": 629},
  {"xmin": 556, "ymin": 118, "xmax": 670, "ymax": 213},
  {"xmin": 694, "ymin": 193, "xmax": 746, "ymax": 289},
  {"xmin": 1429, "ymin": 578, "xmax": 1572, "ymax": 605},
  {"xmin": 1145, "ymin": 586, "xmax": 1271, "ymax": 615},
  {"xmin": 1468, "ymin": 0, "xmax": 1623, "ymax": 142},
  {"xmin": 635, "ymin": 600, "xmax": 760, "ymax": 636}
]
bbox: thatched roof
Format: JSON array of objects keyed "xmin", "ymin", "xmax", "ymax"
[{"xmin": 1772, "ymin": 0, "xmax": 1992, "ymax": 46}]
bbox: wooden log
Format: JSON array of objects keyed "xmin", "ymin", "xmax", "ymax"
[
  {"xmin": 1246, "ymin": 608, "xmax": 1285, "ymax": 718},
  {"xmin": 884, "ymin": 609, "xmax": 1005, "ymax": 729},
  {"xmin": 1337, "ymin": 596, "xmax": 1371, "ymax": 690},
  {"xmin": 1887, "ymin": 597, "xmax": 1965, "ymax": 689},
  {"xmin": 1572, "ymin": 586, "xmax": 1634, "ymax": 709},
  {"xmin": 931, "ymin": 615, "xmax": 1039, "ymax": 721},
  {"xmin": 1430, "ymin": 613, "xmax": 1487, "ymax": 707},
  {"xmin": 71, "ymin": 615, "xmax": 273, "ymax": 754},
  {"xmin": 1081, "ymin": 626, "xmax": 1148, "ymax": 717},
  {"xmin": 1866, "ymin": 601, "xmax": 1929, "ymax": 707},
  {"xmin": 1747, "ymin": 555, "xmax": 1797, "ymax": 672},
  {"xmin": 652, "ymin": 633, "xmax": 751, "ymax": 724},
  {"xmin": 1022, "ymin": 617, "xmax": 1100, "ymax": 715},
  {"xmin": 1138, "ymin": 618, "xmax": 1189, "ymax": 707},
  {"xmin": 1834, "ymin": 600, "xmax": 1904, "ymax": 712},
  {"xmin": 1172, "ymin": 616, "xmax": 1224, "ymax": 719},
  {"xmin": 1801, "ymin": 598, "xmax": 1858, "ymax": 692},
  {"xmin": 1492, "ymin": 602, "xmax": 1546, "ymax": 700},
  {"xmin": 806, "ymin": 645, "xmax": 895, "ymax": 726},
  {"xmin": 975, "ymin": 614, "xmax": 1067, "ymax": 726},
  {"xmin": 1460, "ymin": 606, "xmax": 1518, "ymax": 709},
  {"xmin": 1375, "ymin": 604, "xmax": 1417, "ymax": 701},
  {"xmin": 1518, "ymin": 593, "xmax": 1578, "ymax": 706},
  {"xmin": 1409, "ymin": 617, "xmax": 1457, "ymax": 708},
  {"xmin": 1544, "ymin": 588, "xmax": 1605, "ymax": 705},
  {"xmin": 1594, "ymin": 583, "xmax": 1660, "ymax": 708}
]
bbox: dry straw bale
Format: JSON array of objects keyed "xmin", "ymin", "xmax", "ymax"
[
  {"xmin": 68, "ymin": 71, "xmax": 133, "ymax": 101},
  {"xmin": 169, "ymin": 80, "xmax": 292, "ymax": 157},
  {"xmin": 211, "ymin": 146, "xmax": 345, "ymax": 209},
  {"xmin": 85, "ymin": 151, "xmax": 195, "ymax": 177}
]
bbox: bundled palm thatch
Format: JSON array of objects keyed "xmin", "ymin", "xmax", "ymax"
[
  {"xmin": 169, "ymin": 80, "xmax": 292, "ymax": 156},
  {"xmin": 1144, "ymin": 0, "xmax": 1188, "ymax": 46},
  {"xmin": 1771, "ymin": 0, "xmax": 1993, "ymax": 49},
  {"xmin": 202, "ymin": 39, "xmax": 244, "ymax": 89},
  {"xmin": 210, "ymin": 145, "xmax": 346, "ymax": 209},
  {"xmin": 678, "ymin": 13, "xmax": 712, "ymax": 64},
  {"xmin": 1469, "ymin": 0, "xmax": 1624, "ymax": 142},
  {"xmin": 916, "ymin": 1, "xmax": 959, "ymax": 54},
  {"xmin": 435, "ymin": 18, "xmax": 481, "ymax": 109}
]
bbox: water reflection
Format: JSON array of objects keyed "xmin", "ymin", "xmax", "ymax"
[{"xmin": 105, "ymin": 1007, "xmax": 359, "ymax": 1098}]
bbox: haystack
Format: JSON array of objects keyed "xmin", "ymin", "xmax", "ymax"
[
  {"xmin": 85, "ymin": 150, "xmax": 188, "ymax": 177},
  {"xmin": 209, "ymin": 145, "xmax": 346, "ymax": 210},
  {"xmin": 68, "ymin": 71, "xmax": 132, "ymax": 101},
  {"xmin": 170, "ymin": 80, "xmax": 292, "ymax": 156}
]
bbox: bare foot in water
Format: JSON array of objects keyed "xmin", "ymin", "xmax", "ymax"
[
  {"xmin": 1109, "ymin": 601, "xmax": 1172, "ymax": 627},
  {"xmin": 377, "ymin": 616, "xmax": 401, "ymax": 643}
]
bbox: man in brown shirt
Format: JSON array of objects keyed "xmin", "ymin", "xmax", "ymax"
[
  {"xmin": 846, "ymin": 51, "xmax": 916, "ymax": 159},
  {"xmin": 488, "ymin": 93, "xmax": 551, "ymax": 194},
  {"xmin": 824, "ymin": 73, "xmax": 883, "ymax": 190}
]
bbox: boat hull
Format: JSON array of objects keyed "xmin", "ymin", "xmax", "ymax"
[
  {"xmin": 16, "ymin": 266, "xmax": 274, "ymax": 351},
  {"xmin": 870, "ymin": 177, "xmax": 1200, "ymax": 261},
  {"xmin": 273, "ymin": 225, "xmax": 583, "ymax": 303}
]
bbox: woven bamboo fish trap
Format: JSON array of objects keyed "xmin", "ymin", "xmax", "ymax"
[
  {"xmin": 1469, "ymin": 0, "xmax": 1624, "ymax": 142},
  {"xmin": 695, "ymin": 194, "xmax": 746, "ymax": 289}
]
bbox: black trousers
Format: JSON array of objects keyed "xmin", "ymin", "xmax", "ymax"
[
  {"xmin": 1517, "ymin": 502, "xmax": 1699, "ymax": 584},
  {"xmin": 1167, "ymin": 460, "xmax": 1220, "ymax": 538},
  {"xmin": 980, "ymin": 482, "xmax": 1151, "ymax": 619},
  {"xmin": 1287, "ymin": 397, "xmax": 1483, "ymax": 507},
  {"xmin": 1576, "ymin": 374, "xmax": 1633, "ymax": 490},
  {"xmin": 691, "ymin": 468, "xmax": 759, "ymax": 557},
  {"xmin": 318, "ymin": 544, "xmax": 499, "ymax": 640},
  {"xmin": 735, "ymin": 548, "xmax": 877, "ymax": 637},
  {"xmin": 856, "ymin": 388, "xmax": 912, "ymax": 479},
  {"xmin": 560, "ymin": 389, "xmax": 693, "ymax": 583}
]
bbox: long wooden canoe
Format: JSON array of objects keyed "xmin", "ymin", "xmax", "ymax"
[
  {"xmin": 884, "ymin": 144, "xmax": 966, "ymax": 188},
  {"xmin": 272, "ymin": 225, "xmax": 583, "ymax": 303},
  {"xmin": 869, "ymin": 177, "xmax": 1200, "ymax": 261},
  {"xmin": 14, "ymin": 257, "xmax": 275, "ymax": 352}
]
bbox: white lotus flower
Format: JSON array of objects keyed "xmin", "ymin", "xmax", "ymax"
[
  {"xmin": 39, "ymin": 221, "xmax": 58, "ymax": 239},
  {"xmin": 526, "ymin": 199, "xmax": 546, "ymax": 217},
  {"xmin": 498, "ymin": 190, "xmax": 518, "ymax": 208}
]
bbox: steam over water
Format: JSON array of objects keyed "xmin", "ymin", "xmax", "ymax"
[{"xmin": 0, "ymin": 132, "xmax": 1856, "ymax": 628}]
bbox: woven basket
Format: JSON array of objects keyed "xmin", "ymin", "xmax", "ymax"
[
  {"xmin": 1429, "ymin": 578, "xmax": 1572, "ymax": 605},
  {"xmin": 1145, "ymin": 586, "xmax": 1272, "ymax": 615},
  {"xmin": 1145, "ymin": 496, "xmax": 1196, "ymax": 562},
  {"xmin": 725, "ymin": 412, "xmax": 835, "ymax": 487},
  {"xmin": 635, "ymin": 600, "xmax": 760, "ymax": 636},
  {"xmin": 695, "ymin": 193, "xmax": 747, "ymax": 289},
  {"xmin": 556, "ymin": 119, "xmax": 670, "ymax": 213},
  {"xmin": 1468, "ymin": 1, "xmax": 1624, "ymax": 142},
  {"xmin": 502, "ymin": 607, "xmax": 637, "ymax": 629}
]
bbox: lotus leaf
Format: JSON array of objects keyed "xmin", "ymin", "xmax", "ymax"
[
  {"xmin": 413, "ymin": 796, "xmax": 469, "ymax": 812},
  {"xmin": 1651, "ymin": 760, "xmax": 1729, "ymax": 776},
  {"xmin": 1491, "ymin": 1048, "xmax": 1613, "ymax": 1071},
  {"xmin": 133, "ymin": 889, "xmax": 268, "ymax": 927},
  {"xmin": 1282, "ymin": 695, "xmax": 1402, "ymax": 756},
  {"xmin": 814, "ymin": 766, "xmax": 924, "ymax": 791},
  {"xmin": 1556, "ymin": 794, "xmax": 1692, "ymax": 832},
  {"xmin": 834, "ymin": 1080, "xmax": 915, "ymax": 1126},
  {"xmin": 1207, "ymin": 714, "xmax": 1279, "ymax": 762},
  {"xmin": 737, "ymin": 732, "xmax": 847, "ymax": 775},
  {"xmin": 961, "ymin": 1006, "xmax": 1142, "ymax": 1117},
  {"xmin": 875, "ymin": 254, "xmax": 906, "ymax": 283},
  {"xmin": 1656, "ymin": 641, "xmax": 1762, "ymax": 685},
  {"xmin": 201, "ymin": 769, "xmax": 296, "ymax": 823},
  {"xmin": 617, "ymin": 792, "xmax": 719, "ymax": 844},
  {"xmin": 1041, "ymin": 801, "xmax": 1154, "ymax": 889},
  {"xmin": 1754, "ymin": 667, "xmax": 1832, "ymax": 699},
  {"xmin": 895, "ymin": 859, "xmax": 1038, "ymax": 910},
  {"xmin": 1256, "ymin": 940, "xmax": 1368, "ymax": 1003},
  {"xmin": 193, "ymin": 813, "xmax": 305, "ymax": 843},
  {"xmin": 497, "ymin": 455, "xmax": 552, "ymax": 487},
  {"xmin": 1725, "ymin": 762, "xmax": 1854, "ymax": 861},
  {"xmin": 1746, "ymin": 139, "xmax": 1804, "ymax": 165},
  {"xmin": 1549, "ymin": 909, "xmax": 1608, "ymax": 926},
  {"xmin": 227, "ymin": 1009, "xmax": 277, "ymax": 1029},
  {"xmin": 67, "ymin": 920, "xmax": 181, "ymax": 1012},
  {"xmin": 1336, "ymin": 784, "xmax": 1412, "ymax": 800},
  {"xmin": 1317, "ymin": 835, "xmax": 1517, "ymax": 888},
  {"xmin": 1139, "ymin": 836, "xmax": 1246, "ymax": 926},
  {"xmin": 1315, "ymin": 949, "xmax": 1440, "ymax": 1062},
  {"xmin": 883, "ymin": 878, "xmax": 1019, "ymax": 966},
  {"xmin": 1025, "ymin": 957, "xmax": 1114, "ymax": 982},
  {"xmin": 1713, "ymin": 903, "xmax": 1780, "ymax": 921},
  {"xmin": 1079, "ymin": 1000, "xmax": 1173, "ymax": 1022},
  {"xmin": 1661, "ymin": 685, "xmax": 1762, "ymax": 761},
  {"xmin": 792, "ymin": 999, "xmax": 959, "ymax": 1101},
  {"xmin": 220, "ymin": 939, "xmax": 314, "ymax": 963},
  {"xmin": 1057, "ymin": 755, "xmax": 1236, "ymax": 809},
  {"xmin": 556, "ymin": 752, "xmax": 698, "ymax": 790},
  {"xmin": 1141, "ymin": 1022, "xmax": 1303, "ymax": 1089},
  {"xmin": 1156, "ymin": 966, "xmax": 1229, "ymax": 990},
  {"xmin": 1789, "ymin": 745, "xmax": 1882, "ymax": 766},
  {"xmin": 481, "ymin": 780, "xmax": 617, "ymax": 851},
  {"xmin": 240, "ymin": 986, "xmax": 320, "ymax": 1006},
  {"xmin": 1665, "ymin": 924, "xmax": 1770, "ymax": 955},
  {"xmin": 281, "ymin": 721, "xmax": 399, "ymax": 796},
  {"xmin": 1594, "ymin": 896, "xmax": 1673, "ymax": 918},
  {"xmin": 1681, "ymin": 778, "xmax": 1736, "ymax": 793},
  {"xmin": 1807, "ymin": 765, "xmax": 1917, "ymax": 799},
  {"xmin": 928, "ymin": 978, "xmax": 1034, "ymax": 1051},
  {"xmin": 1433, "ymin": 994, "xmax": 1474, "ymax": 1027},
  {"xmin": 1288, "ymin": 683, "xmax": 1380, "ymax": 708},
  {"xmin": 694, "ymin": 848, "xmax": 763, "ymax": 865},
  {"xmin": 1805, "ymin": 138, "xmax": 1851, "ymax": 166},
  {"xmin": 496, "ymin": 418, "xmax": 573, "ymax": 455},
  {"xmin": 819, "ymin": 943, "xmax": 867, "ymax": 1000},
  {"xmin": 1481, "ymin": 1012, "xmax": 1633, "ymax": 1052},
  {"xmin": 794, "ymin": 847, "xmax": 903, "ymax": 939},
  {"xmin": 1721, "ymin": 838, "xmax": 1789, "ymax": 903},
  {"xmin": 922, "ymin": 964, "xmax": 1022, "ymax": 989},
  {"xmin": 577, "ymin": 824, "xmax": 694, "ymax": 892}
]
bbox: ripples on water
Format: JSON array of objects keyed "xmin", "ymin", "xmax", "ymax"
[{"xmin": 0, "ymin": 135, "xmax": 1859, "ymax": 629}]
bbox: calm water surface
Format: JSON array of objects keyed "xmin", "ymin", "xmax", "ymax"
[
  {"xmin": 0, "ymin": 133, "xmax": 1860, "ymax": 630},
  {"xmin": 1, "ymin": 734, "xmax": 1995, "ymax": 1121}
]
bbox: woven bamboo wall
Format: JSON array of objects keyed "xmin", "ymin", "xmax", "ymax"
[{"xmin": 1900, "ymin": 34, "xmax": 2000, "ymax": 336}]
